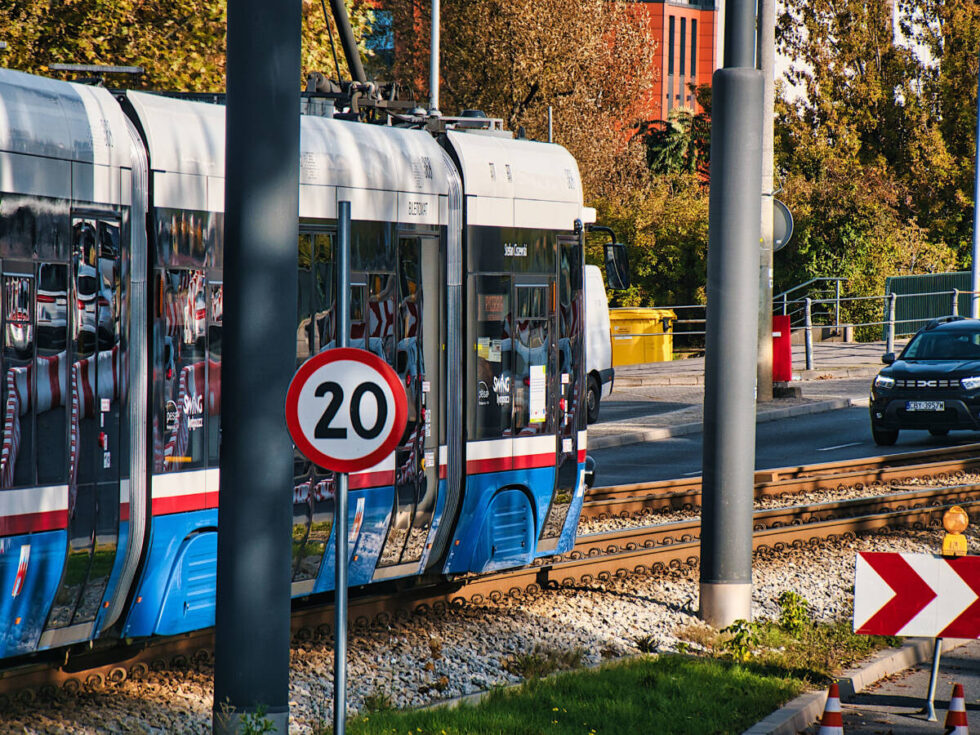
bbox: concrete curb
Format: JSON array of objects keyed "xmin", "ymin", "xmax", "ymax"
[
  {"xmin": 740, "ymin": 638, "xmax": 968, "ymax": 735},
  {"xmin": 589, "ymin": 398, "xmax": 867, "ymax": 450},
  {"xmin": 614, "ymin": 366, "xmax": 879, "ymax": 388}
]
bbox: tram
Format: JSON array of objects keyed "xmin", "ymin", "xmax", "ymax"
[{"xmin": 0, "ymin": 67, "xmax": 595, "ymax": 660}]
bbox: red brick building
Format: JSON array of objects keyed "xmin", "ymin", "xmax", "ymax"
[{"xmin": 630, "ymin": 0, "xmax": 719, "ymax": 120}]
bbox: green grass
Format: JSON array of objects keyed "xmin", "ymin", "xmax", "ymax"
[
  {"xmin": 344, "ymin": 655, "xmax": 804, "ymax": 735},
  {"xmin": 328, "ymin": 591, "xmax": 901, "ymax": 735}
]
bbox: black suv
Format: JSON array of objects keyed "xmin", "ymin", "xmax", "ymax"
[{"xmin": 870, "ymin": 317, "xmax": 980, "ymax": 445}]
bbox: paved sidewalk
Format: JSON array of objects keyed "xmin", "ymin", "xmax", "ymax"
[
  {"xmin": 744, "ymin": 639, "xmax": 980, "ymax": 735},
  {"xmin": 585, "ymin": 340, "xmax": 903, "ymax": 450},
  {"xmin": 613, "ymin": 340, "xmax": 907, "ymax": 388}
]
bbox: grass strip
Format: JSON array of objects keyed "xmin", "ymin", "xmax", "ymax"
[{"xmin": 346, "ymin": 654, "xmax": 804, "ymax": 735}]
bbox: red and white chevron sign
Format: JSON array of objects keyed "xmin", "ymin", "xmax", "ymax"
[{"xmin": 854, "ymin": 552, "xmax": 980, "ymax": 637}]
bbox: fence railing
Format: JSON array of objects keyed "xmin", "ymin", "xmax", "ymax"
[{"xmin": 608, "ymin": 287, "xmax": 980, "ymax": 370}]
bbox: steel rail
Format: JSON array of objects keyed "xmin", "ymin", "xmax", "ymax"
[
  {"xmin": 1, "ymin": 487, "xmax": 976, "ymax": 705},
  {"xmin": 584, "ymin": 444, "xmax": 980, "ymax": 520},
  {"xmin": 573, "ymin": 484, "xmax": 980, "ymax": 557}
]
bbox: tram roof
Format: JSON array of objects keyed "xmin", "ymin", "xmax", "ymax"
[
  {"xmin": 445, "ymin": 129, "xmax": 584, "ymax": 230},
  {"xmin": 125, "ymin": 90, "xmax": 454, "ymax": 217},
  {"xmin": 0, "ymin": 68, "xmax": 134, "ymax": 200}
]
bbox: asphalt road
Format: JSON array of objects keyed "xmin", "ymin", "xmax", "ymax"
[{"xmin": 590, "ymin": 406, "xmax": 980, "ymax": 486}]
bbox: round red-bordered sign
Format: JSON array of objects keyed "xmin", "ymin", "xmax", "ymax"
[{"xmin": 285, "ymin": 348, "xmax": 408, "ymax": 473}]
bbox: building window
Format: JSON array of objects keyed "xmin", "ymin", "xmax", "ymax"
[
  {"xmin": 680, "ymin": 18, "xmax": 686, "ymax": 77},
  {"xmin": 668, "ymin": 16, "xmax": 675, "ymax": 76},
  {"xmin": 691, "ymin": 19, "xmax": 698, "ymax": 78}
]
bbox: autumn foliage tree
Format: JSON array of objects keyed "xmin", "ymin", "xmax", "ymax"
[
  {"xmin": 774, "ymin": 0, "xmax": 969, "ymax": 309},
  {"xmin": 386, "ymin": 0, "xmax": 656, "ymax": 200},
  {"xmin": 0, "ymin": 0, "xmax": 376, "ymax": 92}
]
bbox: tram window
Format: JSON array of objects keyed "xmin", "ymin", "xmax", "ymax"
[
  {"xmin": 468, "ymin": 275, "xmax": 511, "ymax": 440},
  {"xmin": 297, "ymin": 234, "xmax": 315, "ymax": 364},
  {"xmin": 208, "ymin": 283, "xmax": 222, "ymax": 465},
  {"xmin": 351, "ymin": 221, "xmax": 395, "ymax": 273},
  {"xmin": 155, "ymin": 209, "xmax": 210, "ymax": 268},
  {"xmin": 367, "ymin": 274, "xmax": 396, "ymax": 364},
  {"xmin": 36, "ymin": 263, "xmax": 68, "ymax": 485},
  {"xmin": 159, "ymin": 269, "xmax": 207, "ymax": 471},
  {"xmin": 2, "ymin": 273, "xmax": 35, "ymax": 487},
  {"xmin": 513, "ymin": 285, "xmax": 552, "ymax": 435},
  {"xmin": 312, "ymin": 233, "xmax": 334, "ymax": 351}
]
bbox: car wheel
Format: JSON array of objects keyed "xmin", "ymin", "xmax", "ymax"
[
  {"xmin": 586, "ymin": 376, "xmax": 600, "ymax": 424},
  {"xmin": 871, "ymin": 424, "xmax": 899, "ymax": 446},
  {"xmin": 928, "ymin": 428, "xmax": 950, "ymax": 437}
]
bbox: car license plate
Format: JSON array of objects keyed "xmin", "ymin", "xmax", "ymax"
[{"xmin": 906, "ymin": 401, "xmax": 945, "ymax": 412}]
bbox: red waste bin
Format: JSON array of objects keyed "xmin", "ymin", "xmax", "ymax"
[{"xmin": 772, "ymin": 314, "xmax": 792, "ymax": 383}]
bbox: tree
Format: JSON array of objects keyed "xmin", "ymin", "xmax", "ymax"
[
  {"xmin": 590, "ymin": 168, "xmax": 710, "ymax": 308},
  {"xmin": 386, "ymin": 0, "xmax": 657, "ymax": 199},
  {"xmin": 900, "ymin": 0, "xmax": 980, "ymax": 255},
  {"xmin": 637, "ymin": 83, "xmax": 711, "ymax": 177},
  {"xmin": 0, "ymin": 0, "xmax": 376, "ymax": 92},
  {"xmin": 774, "ymin": 0, "xmax": 959, "ymax": 307}
]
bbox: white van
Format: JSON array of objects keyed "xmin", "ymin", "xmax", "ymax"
[{"xmin": 585, "ymin": 264, "xmax": 614, "ymax": 423}]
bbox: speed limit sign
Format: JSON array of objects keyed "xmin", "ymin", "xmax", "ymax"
[{"xmin": 285, "ymin": 348, "xmax": 408, "ymax": 473}]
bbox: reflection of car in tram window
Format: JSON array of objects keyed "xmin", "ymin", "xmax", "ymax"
[
  {"xmin": 37, "ymin": 263, "xmax": 68, "ymax": 352},
  {"xmin": 74, "ymin": 262, "xmax": 114, "ymax": 352},
  {"xmin": 396, "ymin": 337, "xmax": 421, "ymax": 424}
]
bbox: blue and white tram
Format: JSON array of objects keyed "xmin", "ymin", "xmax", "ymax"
[{"xmin": 0, "ymin": 67, "xmax": 592, "ymax": 661}]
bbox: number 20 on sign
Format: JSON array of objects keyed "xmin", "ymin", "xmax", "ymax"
[{"xmin": 285, "ymin": 348, "xmax": 408, "ymax": 473}]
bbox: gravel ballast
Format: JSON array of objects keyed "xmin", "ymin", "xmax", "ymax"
[{"xmin": 0, "ymin": 526, "xmax": 963, "ymax": 734}]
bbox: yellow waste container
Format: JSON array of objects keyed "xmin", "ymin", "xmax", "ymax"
[{"xmin": 609, "ymin": 308, "xmax": 676, "ymax": 365}]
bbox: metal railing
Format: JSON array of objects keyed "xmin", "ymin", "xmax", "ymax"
[{"xmin": 607, "ymin": 286, "xmax": 980, "ymax": 369}]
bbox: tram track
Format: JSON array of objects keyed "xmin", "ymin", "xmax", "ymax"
[
  {"xmin": 3, "ymin": 447, "xmax": 980, "ymax": 705},
  {"xmin": 583, "ymin": 442, "xmax": 980, "ymax": 520}
]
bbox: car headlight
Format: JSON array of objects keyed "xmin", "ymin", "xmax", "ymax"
[
  {"xmin": 961, "ymin": 376, "xmax": 980, "ymax": 391},
  {"xmin": 874, "ymin": 374, "xmax": 895, "ymax": 390}
]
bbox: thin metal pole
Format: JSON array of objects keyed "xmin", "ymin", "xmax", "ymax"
[
  {"xmin": 953, "ymin": 288, "xmax": 959, "ymax": 317},
  {"xmin": 972, "ymin": 43, "xmax": 980, "ymax": 318},
  {"xmin": 548, "ymin": 106, "xmax": 553, "ymax": 143},
  {"xmin": 699, "ymin": 0, "xmax": 764, "ymax": 627},
  {"xmin": 804, "ymin": 297, "xmax": 813, "ymax": 371},
  {"xmin": 213, "ymin": 0, "xmax": 299, "ymax": 730},
  {"xmin": 835, "ymin": 280, "xmax": 841, "ymax": 331},
  {"xmin": 334, "ymin": 201, "xmax": 351, "ymax": 735},
  {"xmin": 782, "ymin": 293, "xmax": 787, "ymax": 316},
  {"xmin": 756, "ymin": 0, "xmax": 774, "ymax": 403},
  {"xmin": 922, "ymin": 638, "xmax": 943, "ymax": 721},
  {"xmin": 428, "ymin": 0, "xmax": 441, "ymax": 115},
  {"xmin": 886, "ymin": 293, "xmax": 896, "ymax": 354}
]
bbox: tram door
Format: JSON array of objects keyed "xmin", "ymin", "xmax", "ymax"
[
  {"xmin": 374, "ymin": 235, "xmax": 442, "ymax": 578},
  {"xmin": 537, "ymin": 235, "xmax": 583, "ymax": 552},
  {"xmin": 42, "ymin": 217, "xmax": 122, "ymax": 645}
]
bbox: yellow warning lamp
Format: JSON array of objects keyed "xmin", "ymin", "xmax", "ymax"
[{"xmin": 942, "ymin": 506, "xmax": 970, "ymax": 558}]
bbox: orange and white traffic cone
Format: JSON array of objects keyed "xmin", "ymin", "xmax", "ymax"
[
  {"xmin": 818, "ymin": 682, "xmax": 844, "ymax": 735},
  {"xmin": 945, "ymin": 683, "xmax": 969, "ymax": 735}
]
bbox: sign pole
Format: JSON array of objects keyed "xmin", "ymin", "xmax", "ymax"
[
  {"xmin": 922, "ymin": 637, "xmax": 943, "ymax": 721},
  {"xmin": 333, "ymin": 200, "xmax": 351, "ymax": 735},
  {"xmin": 286, "ymin": 199, "xmax": 404, "ymax": 734}
]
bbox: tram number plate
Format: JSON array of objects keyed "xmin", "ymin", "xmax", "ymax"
[{"xmin": 906, "ymin": 401, "xmax": 944, "ymax": 412}]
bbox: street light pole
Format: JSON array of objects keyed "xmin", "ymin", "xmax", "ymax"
[
  {"xmin": 757, "ymin": 0, "xmax": 775, "ymax": 401},
  {"xmin": 699, "ymin": 0, "xmax": 764, "ymax": 628},
  {"xmin": 213, "ymin": 0, "xmax": 300, "ymax": 731}
]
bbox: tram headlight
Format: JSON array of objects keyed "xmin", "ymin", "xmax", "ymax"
[
  {"xmin": 873, "ymin": 374, "xmax": 895, "ymax": 390},
  {"xmin": 961, "ymin": 376, "xmax": 980, "ymax": 391}
]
